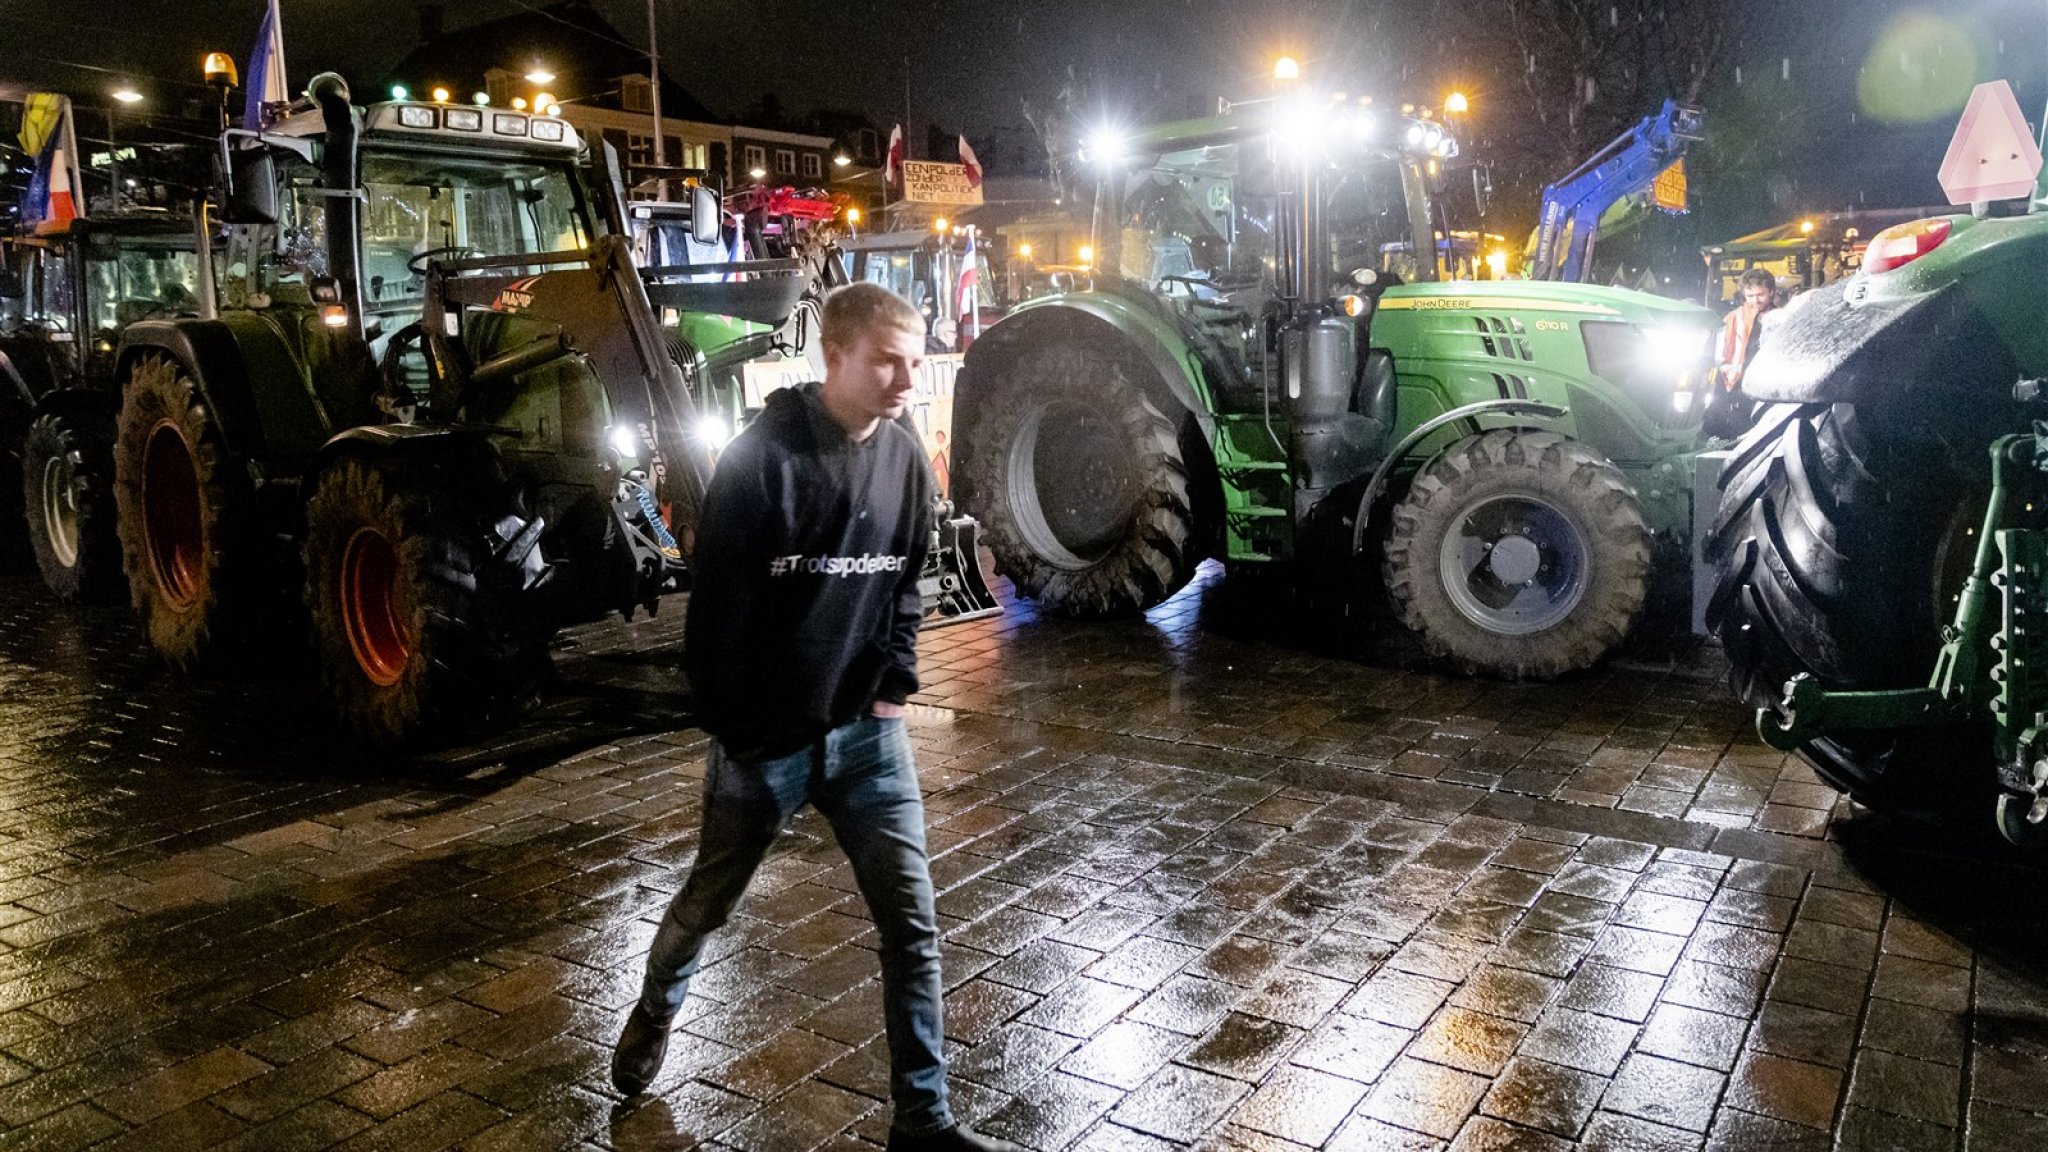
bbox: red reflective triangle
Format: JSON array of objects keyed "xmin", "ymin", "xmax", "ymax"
[{"xmin": 1938, "ymin": 80, "xmax": 2044, "ymax": 205}]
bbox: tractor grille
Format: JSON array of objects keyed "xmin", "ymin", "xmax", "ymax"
[{"xmin": 1472, "ymin": 316, "xmax": 1534, "ymax": 362}]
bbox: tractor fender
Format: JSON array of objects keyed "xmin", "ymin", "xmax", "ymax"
[
  {"xmin": 1351, "ymin": 398, "xmax": 1570, "ymax": 554},
  {"xmin": 117, "ymin": 316, "xmax": 310, "ymax": 463},
  {"xmin": 0, "ymin": 346, "xmax": 41, "ymax": 410},
  {"xmin": 1742, "ymin": 280, "xmax": 2020, "ymax": 418},
  {"xmin": 308, "ymin": 423, "xmax": 503, "ymax": 490},
  {"xmin": 954, "ymin": 302, "xmax": 1219, "ymax": 497},
  {"xmin": 29, "ymin": 384, "xmax": 116, "ymax": 425}
]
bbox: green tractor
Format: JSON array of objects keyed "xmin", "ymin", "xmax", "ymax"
[
  {"xmin": 1707, "ymin": 156, "xmax": 2048, "ymax": 844},
  {"xmin": 113, "ymin": 73, "xmax": 795, "ymax": 744},
  {"xmin": 1, "ymin": 212, "xmax": 211, "ymax": 600},
  {"xmin": 954, "ymin": 98, "xmax": 1716, "ymax": 678}
]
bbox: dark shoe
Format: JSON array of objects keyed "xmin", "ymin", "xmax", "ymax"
[
  {"xmin": 610, "ymin": 1004, "xmax": 670, "ymax": 1096},
  {"xmin": 886, "ymin": 1124, "xmax": 1022, "ymax": 1152}
]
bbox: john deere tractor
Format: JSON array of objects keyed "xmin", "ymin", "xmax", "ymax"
[
  {"xmin": 954, "ymin": 96, "xmax": 1716, "ymax": 678},
  {"xmin": 113, "ymin": 73, "xmax": 795, "ymax": 744},
  {"xmin": 1707, "ymin": 163, "xmax": 2048, "ymax": 845}
]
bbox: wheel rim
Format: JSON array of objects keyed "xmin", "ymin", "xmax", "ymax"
[
  {"xmin": 340, "ymin": 526, "xmax": 411, "ymax": 687},
  {"xmin": 1438, "ymin": 493, "xmax": 1589, "ymax": 635},
  {"xmin": 140, "ymin": 419, "xmax": 205, "ymax": 609},
  {"xmin": 38, "ymin": 450, "xmax": 81, "ymax": 570},
  {"xmin": 1004, "ymin": 398, "xmax": 1136, "ymax": 570}
]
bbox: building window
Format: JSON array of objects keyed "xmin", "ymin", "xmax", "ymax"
[
  {"xmin": 775, "ymin": 148, "xmax": 795, "ymax": 175},
  {"xmin": 801, "ymin": 153, "xmax": 822, "ymax": 179},
  {"xmin": 628, "ymin": 133, "xmax": 656, "ymax": 169},
  {"xmin": 622, "ymin": 75, "xmax": 654, "ymax": 114},
  {"xmin": 857, "ymin": 128, "xmax": 879, "ymax": 163},
  {"xmin": 743, "ymin": 144, "xmax": 766, "ymax": 173},
  {"xmin": 680, "ymin": 141, "xmax": 708, "ymax": 171}
]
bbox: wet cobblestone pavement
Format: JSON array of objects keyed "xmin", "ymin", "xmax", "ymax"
[{"xmin": 0, "ymin": 550, "xmax": 2044, "ymax": 1152}]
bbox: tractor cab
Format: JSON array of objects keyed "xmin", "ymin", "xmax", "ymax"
[
  {"xmin": 1083, "ymin": 104, "xmax": 1448, "ymax": 405},
  {"xmin": 211, "ymin": 88, "xmax": 601, "ymax": 424}
]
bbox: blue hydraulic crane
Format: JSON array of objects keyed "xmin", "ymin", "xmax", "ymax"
[{"xmin": 1529, "ymin": 100, "xmax": 1705, "ymax": 281}]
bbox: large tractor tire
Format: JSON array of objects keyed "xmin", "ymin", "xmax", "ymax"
[
  {"xmin": 964, "ymin": 342, "xmax": 1198, "ymax": 616},
  {"xmin": 1707, "ymin": 401, "xmax": 1985, "ymax": 823},
  {"xmin": 303, "ymin": 454, "xmax": 551, "ymax": 746},
  {"xmin": 1385, "ymin": 430, "xmax": 1651, "ymax": 679},
  {"xmin": 113, "ymin": 355, "xmax": 257, "ymax": 664},
  {"xmin": 23, "ymin": 409, "xmax": 122, "ymax": 602}
]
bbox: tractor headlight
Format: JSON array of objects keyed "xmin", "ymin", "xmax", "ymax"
[
  {"xmin": 1080, "ymin": 129, "xmax": 1126, "ymax": 167},
  {"xmin": 609, "ymin": 424, "xmax": 641, "ymax": 460},
  {"xmin": 695, "ymin": 415, "xmax": 733, "ymax": 451},
  {"xmin": 1643, "ymin": 325, "xmax": 1710, "ymax": 379}
]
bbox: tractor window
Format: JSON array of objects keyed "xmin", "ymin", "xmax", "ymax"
[
  {"xmin": 34, "ymin": 249, "xmax": 74, "ymax": 330},
  {"xmin": 82, "ymin": 238, "xmax": 203, "ymax": 337},
  {"xmin": 355, "ymin": 152, "xmax": 591, "ymax": 308},
  {"xmin": 1323, "ymin": 159, "xmax": 1423, "ymax": 288},
  {"xmin": 1112, "ymin": 144, "xmax": 1255, "ymax": 290}
]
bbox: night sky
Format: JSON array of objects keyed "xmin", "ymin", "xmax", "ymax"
[{"xmin": 4, "ymin": 1, "xmax": 2046, "ymax": 241}]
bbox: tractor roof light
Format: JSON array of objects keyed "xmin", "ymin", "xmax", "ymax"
[
  {"xmin": 1863, "ymin": 217, "xmax": 1953, "ymax": 274},
  {"xmin": 1271, "ymin": 97, "xmax": 1329, "ymax": 152}
]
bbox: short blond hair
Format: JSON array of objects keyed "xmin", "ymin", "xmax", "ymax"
[{"xmin": 822, "ymin": 282, "xmax": 925, "ymax": 349}]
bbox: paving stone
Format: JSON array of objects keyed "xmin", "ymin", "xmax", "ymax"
[
  {"xmin": 1109, "ymin": 1063, "xmax": 1248, "ymax": 1143},
  {"xmin": 1637, "ymin": 1003, "xmax": 1747, "ymax": 1073},
  {"xmin": 1844, "ymin": 1049, "xmax": 1959, "ymax": 1128},
  {"xmin": 1358, "ymin": 1056, "xmax": 1493, "ymax": 1140},
  {"xmin": 1059, "ymin": 1021, "xmax": 1185, "ymax": 1090},
  {"xmin": 1518, "ymin": 1007, "xmax": 1638, "ymax": 1077},
  {"xmin": 1480, "ymin": 1056, "xmax": 1608, "ymax": 1137},
  {"xmin": 1603, "ymin": 1053, "xmax": 1725, "ymax": 1133},
  {"xmin": 1724, "ymin": 1052, "xmax": 1841, "ymax": 1130},
  {"xmin": 1410, "ymin": 1007, "xmax": 1526, "ymax": 1076},
  {"xmin": 1232, "ymin": 1065, "xmax": 1368, "ymax": 1146},
  {"xmin": 1181, "ymin": 1012, "xmax": 1303, "ymax": 1081}
]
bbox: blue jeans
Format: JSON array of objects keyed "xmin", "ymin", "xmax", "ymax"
[{"xmin": 638, "ymin": 714, "xmax": 952, "ymax": 1135}]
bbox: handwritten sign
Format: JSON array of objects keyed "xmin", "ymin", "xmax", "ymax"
[{"xmin": 902, "ymin": 161, "xmax": 984, "ymax": 207}]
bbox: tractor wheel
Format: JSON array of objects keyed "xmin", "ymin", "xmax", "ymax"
[
  {"xmin": 1384, "ymin": 430, "xmax": 1651, "ymax": 679},
  {"xmin": 303, "ymin": 455, "xmax": 551, "ymax": 746},
  {"xmin": 1707, "ymin": 401, "xmax": 1987, "ymax": 824},
  {"xmin": 964, "ymin": 342, "xmax": 1198, "ymax": 616},
  {"xmin": 23, "ymin": 409, "xmax": 122, "ymax": 602},
  {"xmin": 113, "ymin": 355, "xmax": 256, "ymax": 664}
]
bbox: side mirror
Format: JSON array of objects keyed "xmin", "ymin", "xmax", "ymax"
[
  {"xmin": 691, "ymin": 185, "xmax": 722, "ymax": 249},
  {"xmin": 224, "ymin": 149, "xmax": 278, "ymax": 225},
  {"xmin": 1471, "ymin": 162, "xmax": 1493, "ymax": 219}
]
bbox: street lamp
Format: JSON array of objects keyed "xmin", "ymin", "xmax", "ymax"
[
  {"xmin": 834, "ymin": 153, "xmax": 852, "ymax": 168},
  {"xmin": 1445, "ymin": 91, "xmax": 1470, "ymax": 115},
  {"xmin": 108, "ymin": 86, "xmax": 143, "ymax": 211},
  {"xmin": 525, "ymin": 68, "xmax": 555, "ymax": 85}
]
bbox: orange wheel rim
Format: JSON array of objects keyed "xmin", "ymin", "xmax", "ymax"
[
  {"xmin": 140, "ymin": 419, "xmax": 205, "ymax": 609},
  {"xmin": 340, "ymin": 526, "xmax": 411, "ymax": 687}
]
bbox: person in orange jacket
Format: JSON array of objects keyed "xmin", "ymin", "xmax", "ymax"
[{"xmin": 1703, "ymin": 268, "xmax": 1778, "ymax": 437}]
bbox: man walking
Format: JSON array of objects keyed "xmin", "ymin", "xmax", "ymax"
[{"xmin": 613, "ymin": 283, "xmax": 1015, "ymax": 1152}]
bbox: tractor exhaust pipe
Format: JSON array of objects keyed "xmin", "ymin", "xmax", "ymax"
[{"xmin": 308, "ymin": 73, "xmax": 363, "ymax": 332}]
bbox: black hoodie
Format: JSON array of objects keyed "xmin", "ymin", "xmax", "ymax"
[{"xmin": 684, "ymin": 383, "xmax": 933, "ymax": 762}]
